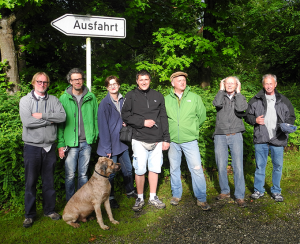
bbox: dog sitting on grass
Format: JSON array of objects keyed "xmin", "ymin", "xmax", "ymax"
[{"xmin": 62, "ymin": 157, "xmax": 121, "ymax": 230}]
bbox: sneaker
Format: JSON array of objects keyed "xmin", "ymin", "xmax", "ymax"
[
  {"xmin": 148, "ymin": 196, "xmax": 166, "ymax": 209},
  {"xmin": 109, "ymin": 199, "xmax": 120, "ymax": 209},
  {"xmin": 132, "ymin": 198, "xmax": 145, "ymax": 212},
  {"xmin": 272, "ymin": 193, "xmax": 284, "ymax": 202},
  {"xmin": 197, "ymin": 200, "xmax": 211, "ymax": 211},
  {"xmin": 251, "ymin": 191, "xmax": 264, "ymax": 199},
  {"xmin": 235, "ymin": 199, "xmax": 247, "ymax": 208},
  {"xmin": 127, "ymin": 191, "xmax": 138, "ymax": 199},
  {"xmin": 216, "ymin": 193, "xmax": 230, "ymax": 200},
  {"xmin": 170, "ymin": 197, "xmax": 181, "ymax": 206},
  {"xmin": 23, "ymin": 218, "xmax": 33, "ymax": 228},
  {"xmin": 44, "ymin": 212, "xmax": 61, "ymax": 220}
]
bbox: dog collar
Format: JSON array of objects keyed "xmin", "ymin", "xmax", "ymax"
[{"xmin": 94, "ymin": 170, "xmax": 109, "ymax": 178}]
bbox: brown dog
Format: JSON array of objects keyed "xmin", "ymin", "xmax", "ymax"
[{"xmin": 62, "ymin": 157, "xmax": 121, "ymax": 230}]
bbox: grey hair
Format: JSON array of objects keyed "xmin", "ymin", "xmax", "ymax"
[
  {"xmin": 262, "ymin": 74, "xmax": 277, "ymax": 84},
  {"xmin": 224, "ymin": 76, "xmax": 240, "ymax": 84},
  {"xmin": 66, "ymin": 68, "xmax": 86, "ymax": 83}
]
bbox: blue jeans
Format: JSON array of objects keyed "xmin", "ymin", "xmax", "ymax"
[
  {"xmin": 214, "ymin": 133, "xmax": 245, "ymax": 199},
  {"xmin": 23, "ymin": 144, "xmax": 57, "ymax": 218},
  {"xmin": 65, "ymin": 141, "xmax": 92, "ymax": 201},
  {"xmin": 254, "ymin": 144, "xmax": 284, "ymax": 194},
  {"xmin": 108, "ymin": 149, "xmax": 135, "ymax": 197},
  {"xmin": 168, "ymin": 140, "xmax": 207, "ymax": 202}
]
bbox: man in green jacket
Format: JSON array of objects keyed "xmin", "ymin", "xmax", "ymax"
[
  {"xmin": 165, "ymin": 71, "xmax": 210, "ymax": 210},
  {"xmin": 58, "ymin": 68, "xmax": 98, "ymax": 201}
]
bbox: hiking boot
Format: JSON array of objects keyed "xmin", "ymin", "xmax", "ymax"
[
  {"xmin": 272, "ymin": 193, "xmax": 284, "ymax": 202},
  {"xmin": 235, "ymin": 199, "xmax": 247, "ymax": 208},
  {"xmin": 216, "ymin": 193, "xmax": 231, "ymax": 200},
  {"xmin": 109, "ymin": 199, "xmax": 120, "ymax": 209},
  {"xmin": 170, "ymin": 197, "xmax": 181, "ymax": 206},
  {"xmin": 23, "ymin": 218, "xmax": 33, "ymax": 228},
  {"xmin": 251, "ymin": 191, "xmax": 264, "ymax": 199},
  {"xmin": 132, "ymin": 198, "xmax": 145, "ymax": 212},
  {"xmin": 44, "ymin": 212, "xmax": 61, "ymax": 220},
  {"xmin": 127, "ymin": 191, "xmax": 138, "ymax": 199},
  {"xmin": 197, "ymin": 200, "xmax": 211, "ymax": 211},
  {"xmin": 148, "ymin": 196, "xmax": 166, "ymax": 209}
]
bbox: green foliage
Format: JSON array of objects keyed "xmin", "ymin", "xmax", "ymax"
[{"xmin": 0, "ymin": 60, "xmax": 14, "ymax": 92}]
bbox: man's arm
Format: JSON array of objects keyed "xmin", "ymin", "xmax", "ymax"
[
  {"xmin": 213, "ymin": 90, "xmax": 225, "ymax": 108},
  {"xmin": 244, "ymin": 98, "xmax": 258, "ymax": 125},
  {"xmin": 121, "ymin": 92, "xmax": 145, "ymax": 128},
  {"xmin": 159, "ymin": 94, "xmax": 170, "ymax": 143},
  {"xmin": 19, "ymin": 97, "xmax": 50, "ymax": 128},
  {"xmin": 97, "ymin": 101, "xmax": 112, "ymax": 156},
  {"xmin": 196, "ymin": 95, "xmax": 206, "ymax": 127}
]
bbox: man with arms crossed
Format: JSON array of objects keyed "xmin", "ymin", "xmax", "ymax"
[
  {"xmin": 165, "ymin": 71, "xmax": 210, "ymax": 210},
  {"xmin": 245, "ymin": 74, "xmax": 295, "ymax": 202},
  {"xmin": 58, "ymin": 68, "xmax": 98, "ymax": 202},
  {"xmin": 20, "ymin": 72, "xmax": 66, "ymax": 227},
  {"xmin": 122, "ymin": 70, "xmax": 170, "ymax": 211},
  {"xmin": 213, "ymin": 76, "xmax": 248, "ymax": 207}
]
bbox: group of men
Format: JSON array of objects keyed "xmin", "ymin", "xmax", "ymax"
[{"xmin": 19, "ymin": 69, "xmax": 295, "ymax": 228}]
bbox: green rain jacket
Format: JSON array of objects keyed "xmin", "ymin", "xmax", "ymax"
[
  {"xmin": 165, "ymin": 86, "xmax": 206, "ymax": 144},
  {"xmin": 57, "ymin": 86, "xmax": 98, "ymax": 148}
]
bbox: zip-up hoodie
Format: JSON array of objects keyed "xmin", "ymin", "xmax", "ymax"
[
  {"xmin": 19, "ymin": 90, "xmax": 66, "ymax": 147},
  {"xmin": 245, "ymin": 88, "xmax": 296, "ymax": 146},
  {"xmin": 165, "ymin": 86, "xmax": 206, "ymax": 144},
  {"xmin": 97, "ymin": 92, "xmax": 128, "ymax": 156},
  {"xmin": 57, "ymin": 85, "xmax": 98, "ymax": 148},
  {"xmin": 213, "ymin": 90, "xmax": 248, "ymax": 136},
  {"xmin": 121, "ymin": 87, "xmax": 170, "ymax": 143}
]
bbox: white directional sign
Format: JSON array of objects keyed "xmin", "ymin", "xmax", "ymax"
[{"xmin": 51, "ymin": 14, "xmax": 126, "ymax": 38}]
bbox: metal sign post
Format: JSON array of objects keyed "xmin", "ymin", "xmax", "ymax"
[{"xmin": 51, "ymin": 14, "xmax": 126, "ymax": 91}]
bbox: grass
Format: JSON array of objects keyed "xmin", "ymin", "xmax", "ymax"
[{"xmin": 1, "ymin": 150, "xmax": 300, "ymax": 243}]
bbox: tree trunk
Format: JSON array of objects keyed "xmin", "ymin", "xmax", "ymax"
[
  {"xmin": 200, "ymin": 0, "xmax": 217, "ymax": 87},
  {"xmin": 0, "ymin": 13, "xmax": 20, "ymax": 93}
]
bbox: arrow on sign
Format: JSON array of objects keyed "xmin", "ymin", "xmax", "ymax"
[{"xmin": 51, "ymin": 14, "xmax": 126, "ymax": 38}]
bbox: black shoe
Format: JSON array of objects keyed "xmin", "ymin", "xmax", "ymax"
[
  {"xmin": 23, "ymin": 218, "xmax": 33, "ymax": 228},
  {"xmin": 110, "ymin": 199, "xmax": 120, "ymax": 209},
  {"xmin": 127, "ymin": 191, "xmax": 138, "ymax": 199}
]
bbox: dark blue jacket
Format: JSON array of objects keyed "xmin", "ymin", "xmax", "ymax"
[{"xmin": 97, "ymin": 93, "xmax": 128, "ymax": 156}]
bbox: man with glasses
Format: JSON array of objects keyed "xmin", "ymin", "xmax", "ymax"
[
  {"xmin": 58, "ymin": 68, "xmax": 98, "ymax": 202},
  {"xmin": 97, "ymin": 75, "xmax": 137, "ymax": 209},
  {"xmin": 19, "ymin": 72, "xmax": 66, "ymax": 227}
]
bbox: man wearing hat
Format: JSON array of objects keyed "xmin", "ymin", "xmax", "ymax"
[
  {"xmin": 165, "ymin": 71, "xmax": 211, "ymax": 210},
  {"xmin": 245, "ymin": 74, "xmax": 296, "ymax": 202}
]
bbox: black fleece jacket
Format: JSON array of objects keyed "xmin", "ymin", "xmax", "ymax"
[{"xmin": 121, "ymin": 87, "xmax": 170, "ymax": 143}]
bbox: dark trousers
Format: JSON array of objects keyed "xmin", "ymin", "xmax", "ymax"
[{"xmin": 24, "ymin": 144, "xmax": 57, "ymax": 218}]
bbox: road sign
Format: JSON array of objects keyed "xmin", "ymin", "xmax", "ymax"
[{"xmin": 51, "ymin": 14, "xmax": 126, "ymax": 38}]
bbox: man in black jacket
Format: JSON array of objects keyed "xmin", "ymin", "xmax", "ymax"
[
  {"xmin": 213, "ymin": 76, "xmax": 248, "ymax": 207},
  {"xmin": 245, "ymin": 74, "xmax": 295, "ymax": 202},
  {"xmin": 122, "ymin": 70, "xmax": 170, "ymax": 211}
]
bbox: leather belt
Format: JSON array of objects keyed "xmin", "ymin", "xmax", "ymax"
[{"xmin": 226, "ymin": 133, "xmax": 236, "ymax": 136}]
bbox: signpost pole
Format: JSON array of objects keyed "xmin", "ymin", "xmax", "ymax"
[{"xmin": 86, "ymin": 37, "xmax": 91, "ymax": 91}]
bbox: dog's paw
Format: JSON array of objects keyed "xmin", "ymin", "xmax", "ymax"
[
  {"xmin": 70, "ymin": 222, "xmax": 80, "ymax": 228},
  {"xmin": 111, "ymin": 220, "xmax": 119, "ymax": 225},
  {"xmin": 100, "ymin": 224, "xmax": 110, "ymax": 230}
]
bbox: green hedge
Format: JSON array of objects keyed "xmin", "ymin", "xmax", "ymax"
[{"xmin": 0, "ymin": 81, "xmax": 299, "ymax": 209}]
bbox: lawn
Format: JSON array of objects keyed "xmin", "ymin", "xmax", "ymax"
[{"xmin": 1, "ymin": 150, "xmax": 299, "ymax": 243}]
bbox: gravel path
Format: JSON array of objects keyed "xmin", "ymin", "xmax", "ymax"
[{"xmin": 108, "ymin": 194, "xmax": 300, "ymax": 243}]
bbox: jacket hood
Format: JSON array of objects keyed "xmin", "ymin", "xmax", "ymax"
[
  {"xmin": 255, "ymin": 88, "xmax": 282, "ymax": 103},
  {"xmin": 66, "ymin": 85, "xmax": 88, "ymax": 97}
]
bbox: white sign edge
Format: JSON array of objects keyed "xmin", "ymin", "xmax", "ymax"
[{"xmin": 51, "ymin": 14, "xmax": 126, "ymax": 38}]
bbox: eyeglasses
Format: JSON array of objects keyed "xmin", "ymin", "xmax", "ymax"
[
  {"xmin": 108, "ymin": 83, "xmax": 119, "ymax": 88},
  {"xmin": 36, "ymin": 81, "xmax": 49, "ymax": 85},
  {"xmin": 71, "ymin": 78, "xmax": 83, "ymax": 82}
]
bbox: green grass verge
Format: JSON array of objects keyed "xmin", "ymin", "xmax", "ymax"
[{"xmin": 1, "ymin": 150, "xmax": 300, "ymax": 243}]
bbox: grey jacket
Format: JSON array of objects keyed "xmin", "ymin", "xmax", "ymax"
[
  {"xmin": 213, "ymin": 90, "xmax": 248, "ymax": 136},
  {"xmin": 245, "ymin": 89, "xmax": 295, "ymax": 146},
  {"xmin": 19, "ymin": 90, "xmax": 66, "ymax": 147}
]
